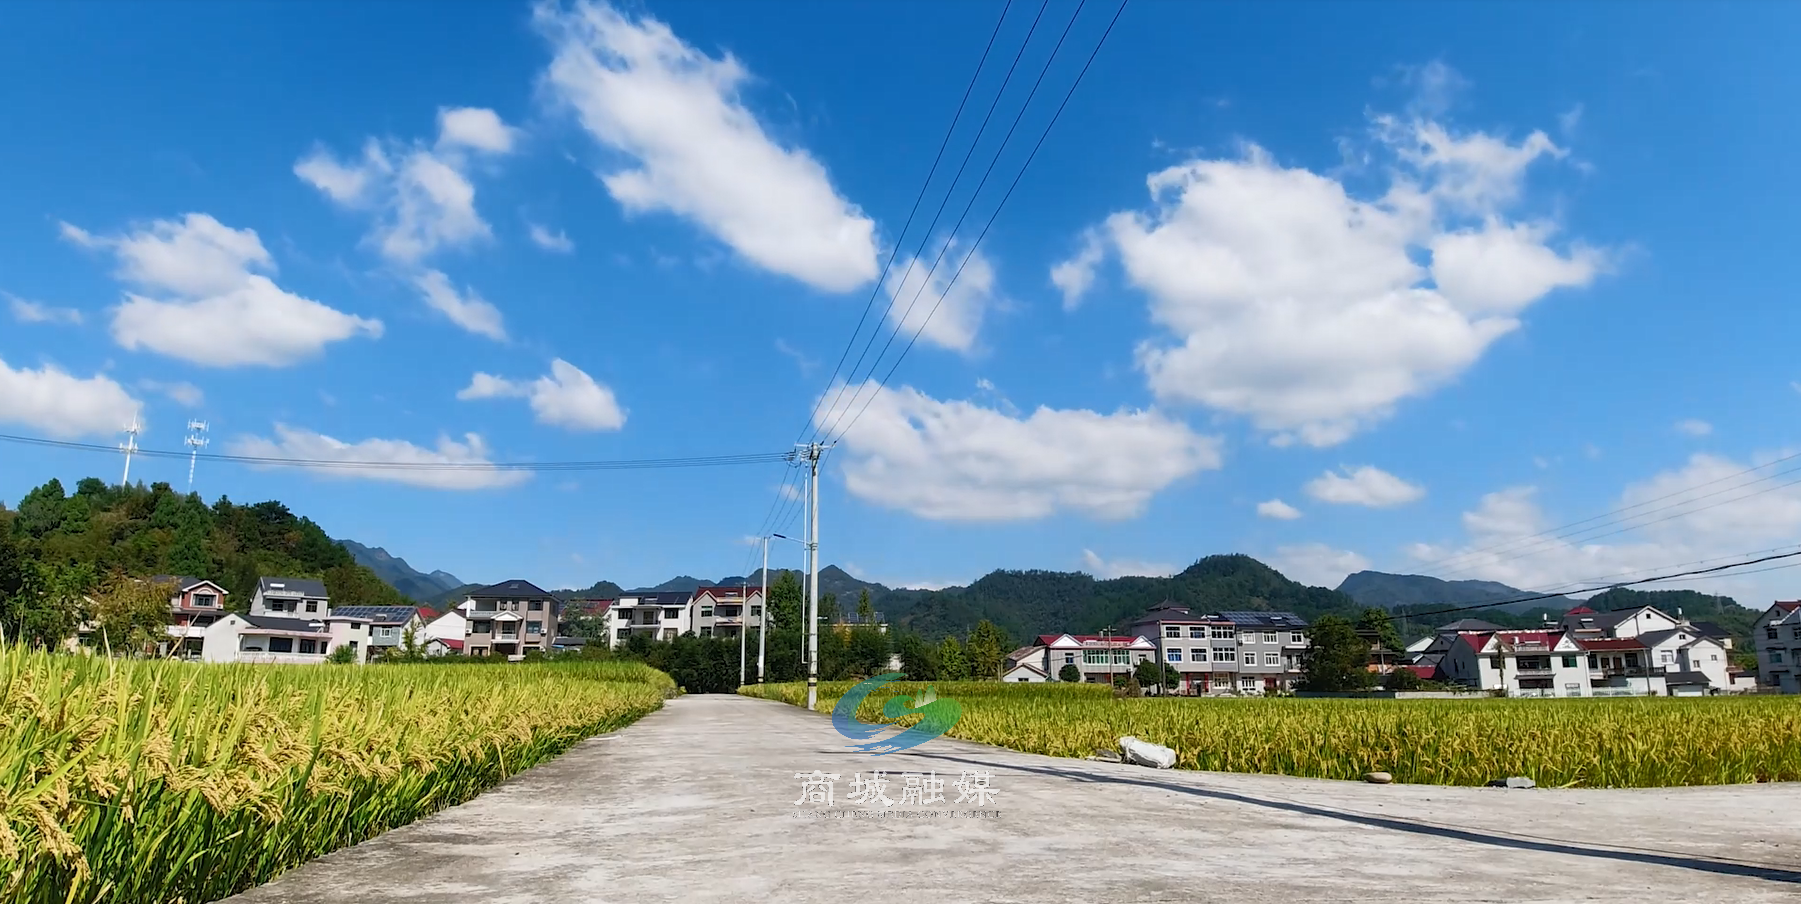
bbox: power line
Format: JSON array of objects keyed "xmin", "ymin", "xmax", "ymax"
[
  {"xmin": 1433, "ymin": 460, "xmax": 1801, "ymax": 581},
  {"xmin": 821, "ymin": 0, "xmax": 1129, "ymax": 446},
  {"xmin": 0, "ymin": 431, "xmax": 792, "ymax": 473},
  {"xmin": 797, "ymin": 0, "xmax": 1022, "ymax": 448},
  {"xmin": 1375, "ymin": 547, "xmax": 1801, "ymax": 626},
  {"xmin": 1416, "ymin": 448, "xmax": 1801, "ymax": 576}
]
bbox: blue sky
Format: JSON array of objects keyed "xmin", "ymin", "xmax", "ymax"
[{"xmin": 4, "ymin": 1, "xmax": 1801, "ymax": 604}]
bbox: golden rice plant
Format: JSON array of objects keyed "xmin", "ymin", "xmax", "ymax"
[
  {"xmin": 0, "ymin": 648, "xmax": 670, "ymax": 903},
  {"xmin": 742, "ymin": 680, "xmax": 1801, "ymax": 788}
]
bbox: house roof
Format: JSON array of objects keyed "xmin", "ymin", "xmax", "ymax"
[
  {"xmin": 552, "ymin": 635, "xmax": 587, "ymax": 646},
  {"xmin": 1404, "ymin": 664, "xmax": 1438, "ymax": 680},
  {"xmin": 1493, "ymin": 631, "xmax": 1559, "ymax": 649},
  {"xmin": 1687, "ymin": 621, "xmax": 1731, "ymax": 640},
  {"xmin": 1563, "ymin": 606, "xmax": 1597, "ymax": 616},
  {"xmin": 694, "ymin": 586, "xmax": 761, "ymax": 599},
  {"xmin": 615, "ymin": 591, "xmax": 694, "ymax": 606},
  {"xmin": 330, "ymin": 605, "xmax": 420, "ymax": 624},
  {"xmin": 1032, "ymin": 633, "xmax": 1155, "ymax": 648},
  {"xmin": 1664, "ymin": 670, "xmax": 1713, "ymax": 686},
  {"xmin": 1217, "ymin": 611, "xmax": 1308, "ymax": 628},
  {"xmin": 561, "ymin": 599, "xmax": 613, "ymax": 617},
  {"xmin": 1775, "ymin": 601, "xmax": 1801, "ymax": 613},
  {"xmin": 1635, "ymin": 628, "xmax": 1695, "ymax": 649},
  {"xmin": 238, "ymin": 613, "xmax": 330, "ymax": 633},
  {"xmin": 1577, "ymin": 638, "xmax": 1645, "ymax": 652},
  {"xmin": 433, "ymin": 637, "xmax": 465, "ymax": 650},
  {"xmin": 152, "ymin": 575, "xmax": 225, "ymax": 594},
  {"xmin": 416, "ymin": 607, "xmax": 440, "ymax": 621},
  {"xmin": 1004, "ymin": 662, "xmax": 1047, "ymax": 677},
  {"xmin": 468, "ymin": 579, "xmax": 557, "ymax": 600},
  {"xmin": 1437, "ymin": 618, "xmax": 1504, "ymax": 633},
  {"xmin": 258, "ymin": 577, "xmax": 329, "ymax": 598},
  {"xmin": 1006, "ymin": 645, "xmax": 1042, "ymax": 663}
]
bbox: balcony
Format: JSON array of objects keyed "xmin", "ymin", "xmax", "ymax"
[{"xmin": 1512, "ymin": 666, "xmax": 1554, "ymax": 677}]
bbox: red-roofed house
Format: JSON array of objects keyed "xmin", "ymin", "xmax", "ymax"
[
  {"xmin": 1439, "ymin": 631, "xmax": 1591, "ymax": 696},
  {"xmin": 1755, "ymin": 601, "xmax": 1801, "ymax": 693}
]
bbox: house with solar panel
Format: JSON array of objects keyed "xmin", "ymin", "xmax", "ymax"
[{"xmin": 331, "ymin": 605, "xmax": 430, "ymax": 657}]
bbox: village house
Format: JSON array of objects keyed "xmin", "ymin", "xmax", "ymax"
[
  {"xmin": 1006, "ymin": 633, "xmax": 1157, "ymax": 685},
  {"xmin": 607, "ymin": 591, "xmax": 697, "ymax": 646},
  {"xmin": 250, "ymin": 577, "xmax": 330, "ymax": 617},
  {"xmin": 154, "ymin": 574, "xmax": 230, "ymax": 659},
  {"xmin": 1127, "ymin": 604, "xmax": 1242, "ymax": 694},
  {"xmin": 330, "ymin": 605, "xmax": 428, "ymax": 657},
  {"xmin": 690, "ymin": 586, "xmax": 766, "ymax": 638},
  {"xmin": 458, "ymin": 580, "xmax": 559, "ymax": 657},
  {"xmin": 201, "ymin": 612, "xmax": 371, "ymax": 664},
  {"xmin": 1754, "ymin": 601, "xmax": 1801, "ymax": 693}
]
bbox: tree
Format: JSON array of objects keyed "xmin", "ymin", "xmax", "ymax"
[
  {"xmin": 1385, "ymin": 665, "xmax": 1425, "ymax": 691},
  {"xmin": 938, "ymin": 636, "xmax": 970, "ymax": 680},
  {"xmin": 1135, "ymin": 659, "xmax": 1180, "ymax": 693},
  {"xmin": 90, "ymin": 576, "xmax": 178, "ymax": 657},
  {"xmin": 894, "ymin": 632, "xmax": 938, "ymax": 679},
  {"xmin": 1, "ymin": 560, "xmax": 94, "ymax": 649},
  {"xmin": 856, "ymin": 589, "xmax": 873, "ymax": 620},
  {"xmin": 768, "ymin": 571, "xmax": 802, "ymax": 632},
  {"xmin": 1058, "ymin": 662, "xmax": 1081, "ymax": 682},
  {"xmin": 1298, "ymin": 615, "xmax": 1373, "ymax": 692},
  {"xmin": 327, "ymin": 644, "xmax": 357, "ymax": 664},
  {"xmin": 1356, "ymin": 607, "xmax": 1404, "ymax": 656},
  {"xmin": 843, "ymin": 627, "xmax": 890, "ymax": 679},
  {"xmin": 15, "ymin": 479, "xmax": 67, "ymax": 537},
  {"xmin": 819, "ymin": 592, "xmax": 840, "ymax": 624},
  {"xmin": 966, "ymin": 619, "xmax": 1007, "ymax": 679}
]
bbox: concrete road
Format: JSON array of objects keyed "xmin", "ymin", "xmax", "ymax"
[{"xmin": 227, "ymin": 694, "xmax": 1801, "ymax": 904}]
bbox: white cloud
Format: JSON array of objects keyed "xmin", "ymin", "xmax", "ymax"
[
  {"xmin": 1675, "ymin": 418, "xmax": 1713, "ymax": 437},
  {"xmin": 883, "ymin": 242, "xmax": 997, "ymax": 353},
  {"xmin": 414, "ymin": 269, "xmax": 508, "ymax": 341},
  {"xmin": 1304, "ymin": 465, "xmax": 1425, "ymax": 507},
  {"xmin": 1080, "ymin": 549, "xmax": 1178, "ymax": 580},
  {"xmin": 457, "ymin": 358, "xmax": 625, "ymax": 432},
  {"xmin": 1409, "ymin": 450, "xmax": 1801, "ymax": 604},
  {"xmin": 774, "ymin": 337, "xmax": 816, "ymax": 374},
  {"xmin": 296, "ymin": 107, "xmax": 516, "ymax": 265},
  {"xmin": 0, "ymin": 358, "xmax": 142, "ymax": 439},
  {"xmin": 528, "ymin": 223, "xmax": 575, "ymax": 253},
  {"xmin": 1270, "ymin": 543, "xmax": 1370, "ymax": 589},
  {"xmin": 778, "ymin": 483, "xmax": 803, "ymax": 502},
  {"xmin": 138, "ymin": 379, "xmax": 204, "ymax": 407},
  {"xmin": 1558, "ymin": 103, "xmax": 1584, "ymax": 136},
  {"xmin": 535, "ymin": 0, "xmax": 877, "ymax": 292},
  {"xmin": 66, "ymin": 214, "xmax": 381, "ymax": 367},
  {"xmin": 1050, "ymin": 230, "xmax": 1105, "ymax": 311},
  {"xmin": 7, "ymin": 294, "xmax": 83, "ymax": 325},
  {"xmin": 1256, "ymin": 498, "xmax": 1302, "ymax": 520},
  {"xmin": 1070, "ymin": 66, "xmax": 1606, "ymax": 446},
  {"xmin": 819, "ymin": 381, "xmax": 1222, "ymax": 521},
  {"xmin": 436, "ymin": 106, "xmax": 520, "ymax": 155},
  {"xmin": 229, "ymin": 425, "xmax": 529, "ymax": 490}
]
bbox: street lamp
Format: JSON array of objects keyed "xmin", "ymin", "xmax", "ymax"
[{"xmin": 757, "ymin": 533, "xmax": 802, "ymax": 685}]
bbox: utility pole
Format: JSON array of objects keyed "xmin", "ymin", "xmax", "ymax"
[
  {"xmin": 184, "ymin": 420, "xmax": 209, "ymax": 491},
  {"xmin": 1101, "ymin": 626, "xmax": 1116, "ymax": 688},
  {"xmin": 758, "ymin": 536, "xmax": 770, "ymax": 684},
  {"xmin": 739, "ymin": 578, "xmax": 749, "ymax": 686},
  {"xmin": 119, "ymin": 410, "xmax": 142, "ymax": 486},
  {"xmin": 801, "ymin": 442, "xmax": 824, "ymax": 712}
]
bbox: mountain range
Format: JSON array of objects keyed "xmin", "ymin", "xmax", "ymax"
[{"xmin": 339, "ymin": 540, "xmax": 1763, "ymax": 647}]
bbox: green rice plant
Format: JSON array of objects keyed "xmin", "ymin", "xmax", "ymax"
[
  {"xmin": 0, "ymin": 648, "xmax": 671, "ymax": 903},
  {"xmin": 741, "ymin": 680, "xmax": 1801, "ymax": 788}
]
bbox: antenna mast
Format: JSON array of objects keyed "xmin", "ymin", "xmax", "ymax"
[
  {"xmin": 184, "ymin": 420, "xmax": 209, "ymax": 491},
  {"xmin": 119, "ymin": 411, "xmax": 142, "ymax": 486}
]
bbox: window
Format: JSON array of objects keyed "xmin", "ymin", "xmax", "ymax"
[
  {"xmin": 305, "ymin": 600, "xmax": 318, "ymax": 613},
  {"xmin": 527, "ymin": 621, "xmax": 543, "ymax": 636},
  {"xmin": 529, "ymin": 600, "xmax": 544, "ymax": 611},
  {"xmin": 1242, "ymin": 652, "xmax": 1255, "ymax": 666},
  {"xmin": 1211, "ymin": 627, "xmax": 1233, "ymax": 639},
  {"xmin": 1213, "ymin": 648, "xmax": 1234, "ymax": 662},
  {"xmin": 270, "ymin": 637, "xmax": 294, "ymax": 653},
  {"xmin": 473, "ymin": 621, "xmax": 491, "ymax": 635},
  {"xmin": 1239, "ymin": 676, "xmax": 1257, "ymax": 690},
  {"xmin": 701, "ymin": 627, "xmax": 713, "ymax": 637},
  {"xmin": 1711, "ymin": 654, "xmax": 1719, "ymax": 662},
  {"xmin": 615, "ymin": 628, "xmax": 628, "ymax": 641},
  {"xmin": 1166, "ymin": 650, "xmax": 1183, "ymax": 662},
  {"xmin": 1064, "ymin": 653, "xmax": 1075, "ymax": 664},
  {"xmin": 1190, "ymin": 648, "xmax": 1206, "ymax": 660},
  {"xmin": 1240, "ymin": 633, "xmax": 1256, "ymax": 644},
  {"xmin": 1290, "ymin": 631, "xmax": 1305, "ymax": 644},
  {"xmin": 701, "ymin": 606, "xmax": 714, "ymax": 618},
  {"xmin": 751, "ymin": 606, "xmax": 762, "ymax": 617},
  {"xmin": 1660, "ymin": 651, "xmax": 1674, "ymax": 664},
  {"xmin": 1164, "ymin": 626, "xmax": 1180, "ymax": 638},
  {"xmin": 194, "ymin": 593, "xmax": 217, "ymax": 608},
  {"xmin": 663, "ymin": 608, "xmax": 682, "ymax": 621},
  {"xmin": 1769, "ymin": 628, "xmax": 1780, "ymax": 640},
  {"xmin": 379, "ymin": 627, "xmax": 396, "ymax": 638},
  {"xmin": 1792, "ymin": 626, "xmax": 1801, "ymax": 640},
  {"xmin": 1774, "ymin": 651, "xmax": 1785, "ymax": 664},
  {"xmin": 1561, "ymin": 655, "xmax": 1578, "ymax": 668},
  {"xmin": 1262, "ymin": 631, "xmax": 1278, "ymax": 643},
  {"xmin": 1189, "ymin": 626, "xmax": 1205, "ymax": 639},
  {"xmin": 300, "ymin": 639, "xmax": 317, "ymax": 654},
  {"xmin": 1491, "ymin": 656, "xmax": 1504, "ymax": 669}
]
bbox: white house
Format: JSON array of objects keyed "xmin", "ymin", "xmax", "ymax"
[
  {"xmin": 201, "ymin": 613, "xmax": 371, "ymax": 664},
  {"xmin": 1438, "ymin": 631, "xmax": 1593, "ymax": 697},
  {"xmin": 1637, "ymin": 627, "xmax": 1731, "ymax": 691},
  {"xmin": 1009, "ymin": 634, "xmax": 1157, "ymax": 685},
  {"xmin": 1754, "ymin": 601, "xmax": 1801, "ymax": 693},
  {"xmin": 153, "ymin": 575, "xmax": 230, "ymax": 659},
  {"xmin": 1001, "ymin": 662, "xmax": 1048, "ymax": 683},
  {"xmin": 251, "ymin": 577, "xmax": 330, "ymax": 617},
  {"xmin": 423, "ymin": 605, "xmax": 467, "ymax": 646},
  {"xmin": 690, "ymin": 586, "xmax": 765, "ymax": 639},
  {"xmin": 608, "ymin": 591, "xmax": 697, "ymax": 647}
]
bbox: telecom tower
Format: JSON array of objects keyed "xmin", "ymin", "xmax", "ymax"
[
  {"xmin": 184, "ymin": 421, "xmax": 209, "ymax": 491},
  {"xmin": 119, "ymin": 411, "xmax": 142, "ymax": 486}
]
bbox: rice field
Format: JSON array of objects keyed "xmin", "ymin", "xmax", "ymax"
[
  {"xmin": 0, "ymin": 649, "xmax": 671, "ymax": 904},
  {"xmin": 741, "ymin": 680, "xmax": 1801, "ymax": 789}
]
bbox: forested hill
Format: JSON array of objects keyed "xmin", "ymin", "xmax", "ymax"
[
  {"xmin": 890, "ymin": 555, "xmax": 1369, "ymax": 643},
  {"xmin": 1, "ymin": 477, "xmax": 414, "ymax": 616}
]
